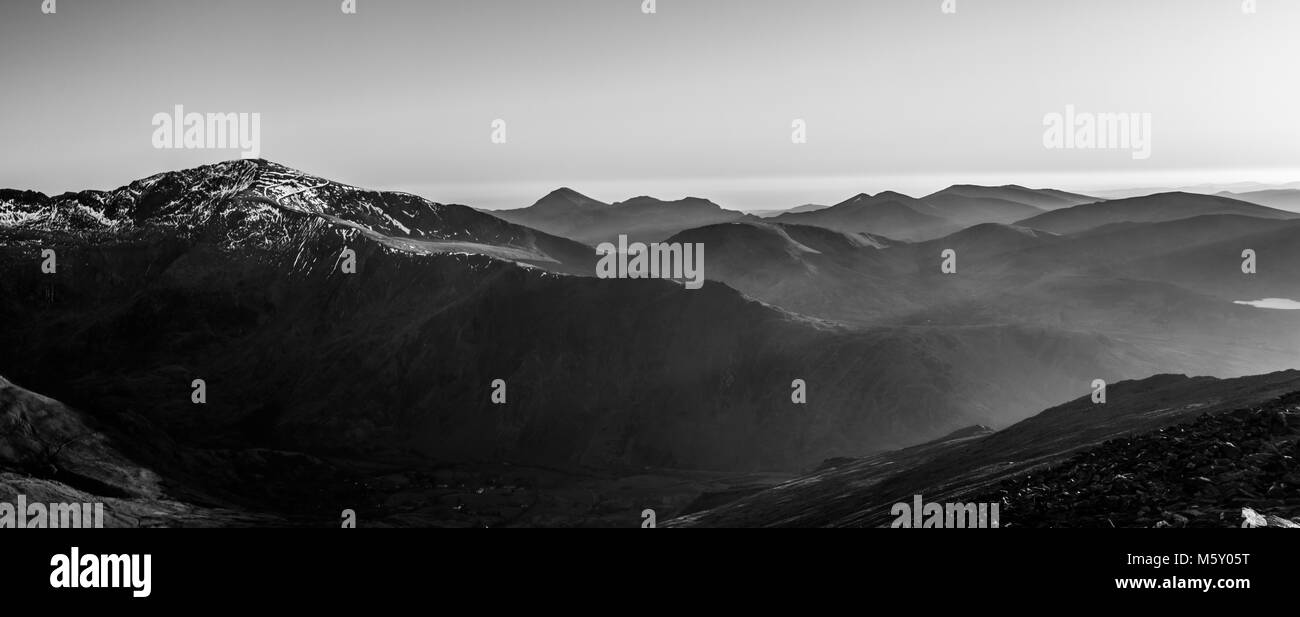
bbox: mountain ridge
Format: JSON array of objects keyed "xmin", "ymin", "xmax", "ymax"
[
  {"xmin": 1015, "ymin": 191, "xmax": 1300, "ymax": 235},
  {"xmin": 0, "ymin": 159, "xmax": 598, "ymax": 275}
]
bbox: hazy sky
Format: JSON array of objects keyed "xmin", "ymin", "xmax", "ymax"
[{"xmin": 2, "ymin": 0, "xmax": 1297, "ymax": 210}]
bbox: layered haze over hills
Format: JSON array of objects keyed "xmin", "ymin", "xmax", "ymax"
[
  {"xmin": 492, "ymin": 188, "xmax": 757, "ymax": 244},
  {"xmin": 770, "ymin": 185, "xmax": 1097, "ymax": 241},
  {"xmin": 3, "ymin": 160, "xmax": 1300, "ymax": 527},
  {"xmin": 1216, "ymin": 189, "xmax": 1300, "ymax": 213},
  {"xmin": 6, "ymin": 0, "xmax": 1300, "ymax": 535},
  {"xmin": 1013, "ymin": 192, "xmax": 1298, "ymax": 235}
]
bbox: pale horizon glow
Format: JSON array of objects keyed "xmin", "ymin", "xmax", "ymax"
[
  {"xmin": 1234, "ymin": 298, "xmax": 1300, "ymax": 310},
  {"xmin": 2, "ymin": 0, "xmax": 1298, "ymax": 210},
  {"xmin": 401, "ymin": 166, "xmax": 1300, "ymax": 212}
]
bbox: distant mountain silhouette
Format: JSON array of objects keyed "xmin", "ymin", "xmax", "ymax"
[
  {"xmin": 492, "ymin": 188, "xmax": 753, "ymax": 244},
  {"xmin": 527, "ymin": 187, "xmax": 609, "ymax": 212},
  {"xmin": 766, "ymin": 186, "xmax": 1096, "ymax": 239},
  {"xmin": 919, "ymin": 184, "xmax": 1095, "ymax": 227},
  {"xmin": 745, "ymin": 203, "xmax": 831, "ymax": 218},
  {"xmin": 927, "ymin": 184, "xmax": 1096, "ymax": 211},
  {"xmin": 774, "ymin": 192, "xmax": 959, "ymax": 241},
  {"xmin": 1015, "ymin": 192, "xmax": 1299, "ymax": 235},
  {"xmin": 1217, "ymin": 189, "xmax": 1300, "ymax": 213}
]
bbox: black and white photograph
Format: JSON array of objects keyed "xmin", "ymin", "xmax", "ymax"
[{"xmin": 1, "ymin": 0, "xmax": 1296, "ymax": 603}]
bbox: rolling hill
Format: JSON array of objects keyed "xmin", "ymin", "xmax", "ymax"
[
  {"xmin": 1015, "ymin": 192, "xmax": 1299, "ymax": 235},
  {"xmin": 774, "ymin": 192, "xmax": 959, "ymax": 241},
  {"xmin": 919, "ymin": 184, "xmax": 1096, "ymax": 227},
  {"xmin": 492, "ymin": 188, "xmax": 754, "ymax": 244},
  {"xmin": 927, "ymin": 184, "xmax": 1096, "ymax": 210},
  {"xmin": 768, "ymin": 185, "xmax": 1097, "ymax": 239},
  {"xmin": 1217, "ymin": 189, "xmax": 1300, "ymax": 213}
]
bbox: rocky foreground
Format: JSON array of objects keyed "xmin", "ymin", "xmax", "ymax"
[
  {"xmin": 668, "ymin": 371, "xmax": 1300, "ymax": 527},
  {"xmin": 982, "ymin": 394, "xmax": 1300, "ymax": 528}
]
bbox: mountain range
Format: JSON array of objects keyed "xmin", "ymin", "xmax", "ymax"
[
  {"xmin": 4, "ymin": 159, "xmax": 1300, "ymax": 527},
  {"xmin": 491, "ymin": 188, "xmax": 757, "ymax": 245},
  {"xmin": 768, "ymin": 185, "xmax": 1096, "ymax": 241}
]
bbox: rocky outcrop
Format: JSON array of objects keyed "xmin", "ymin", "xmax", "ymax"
[{"xmin": 983, "ymin": 394, "xmax": 1300, "ymax": 528}]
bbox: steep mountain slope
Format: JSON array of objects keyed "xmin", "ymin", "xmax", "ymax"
[
  {"xmin": 1015, "ymin": 192, "xmax": 1298, "ymax": 235},
  {"xmin": 0, "ymin": 376, "xmax": 294, "ymax": 526},
  {"xmin": 668, "ymin": 370, "xmax": 1300, "ymax": 527},
  {"xmin": 492, "ymin": 189, "xmax": 753, "ymax": 244},
  {"xmin": 0, "ymin": 375, "xmax": 163, "ymax": 500}
]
